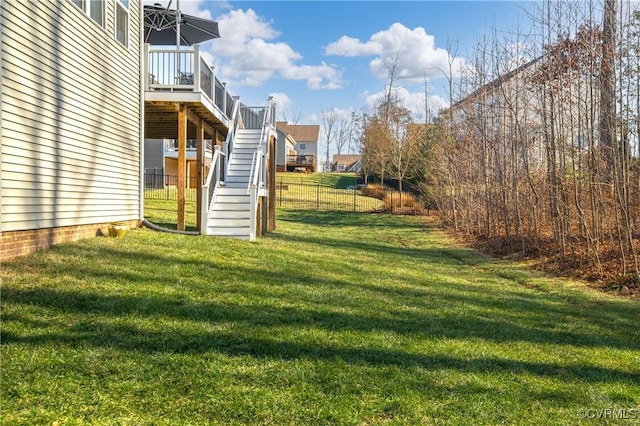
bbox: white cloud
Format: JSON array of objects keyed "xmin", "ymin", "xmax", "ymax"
[
  {"xmin": 281, "ymin": 62, "xmax": 343, "ymax": 90},
  {"xmin": 364, "ymin": 87, "xmax": 449, "ymax": 119},
  {"xmin": 269, "ymin": 92, "xmax": 292, "ymax": 111},
  {"xmin": 326, "ymin": 23, "xmax": 467, "ymax": 83},
  {"xmin": 205, "ymin": 9, "xmax": 342, "ymax": 90},
  {"xmin": 325, "ymin": 35, "xmax": 383, "ymax": 57}
]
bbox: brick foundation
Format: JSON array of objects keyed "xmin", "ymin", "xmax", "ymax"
[{"xmin": 1, "ymin": 220, "xmax": 140, "ymax": 261}]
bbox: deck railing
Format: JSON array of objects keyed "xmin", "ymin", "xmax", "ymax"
[
  {"xmin": 164, "ymin": 139, "xmax": 213, "ymax": 152},
  {"xmin": 144, "ymin": 44, "xmax": 229, "ymax": 119},
  {"xmin": 287, "ymin": 155, "xmax": 315, "ymax": 166}
]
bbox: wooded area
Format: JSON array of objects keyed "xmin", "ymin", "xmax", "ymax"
[{"xmin": 360, "ymin": 0, "xmax": 640, "ymax": 289}]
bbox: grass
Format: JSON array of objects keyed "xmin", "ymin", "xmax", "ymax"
[
  {"xmin": 277, "ymin": 172, "xmax": 358, "ymax": 188},
  {"xmin": 277, "ymin": 185, "xmax": 385, "ymax": 212},
  {"xmin": 2, "ymin": 210, "xmax": 639, "ymax": 425},
  {"xmin": 144, "ymin": 199, "xmax": 198, "ymax": 231}
]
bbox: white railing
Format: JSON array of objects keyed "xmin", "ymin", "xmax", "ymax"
[
  {"xmin": 200, "ymin": 97, "xmax": 241, "ymax": 234},
  {"xmin": 248, "ymin": 148, "xmax": 263, "ymax": 240},
  {"xmin": 246, "ymin": 96, "xmax": 275, "ymax": 240},
  {"xmin": 200, "ymin": 146, "xmax": 225, "ymax": 233},
  {"xmin": 144, "ymin": 44, "xmax": 228, "ymax": 118}
]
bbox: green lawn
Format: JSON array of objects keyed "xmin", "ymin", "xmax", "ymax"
[
  {"xmin": 277, "ymin": 172, "xmax": 358, "ymax": 188},
  {"xmin": 2, "ymin": 210, "xmax": 639, "ymax": 425},
  {"xmin": 144, "ymin": 198, "xmax": 198, "ymax": 231}
]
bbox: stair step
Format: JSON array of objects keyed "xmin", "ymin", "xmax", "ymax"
[
  {"xmin": 226, "ymin": 177, "xmax": 249, "ymax": 184},
  {"xmin": 210, "ymin": 209, "xmax": 250, "ymax": 219},
  {"xmin": 212, "ymin": 202, "xmax": 250, "ymax": 211},
  {"xmin": 228, "ymin": 165, "xmax": 252, "ymax": 172},
  {"xmin": 230, "ymin": 156, "xmax": 253, "ymax": 162},
  {"xmin": 227, "ymin": 167, "xmax": 251, "ymax": 173},
  {"xmin": 210, "ymin": 218, "xmax": 251, "ymax": 228},
  {"xmin": 224, "ymin": 182, "xmax": 248, "ymax": 188},
  {"xmin": 217, "ymin": 187, "xmax": 249, "ymax": 195},
  {"xmin": 207, "ymin": 227, "xmax": 251, "ymax": 237},
  {"xmin": 215, "ymin": 194, "xmax": 250, "ymax": 203}
]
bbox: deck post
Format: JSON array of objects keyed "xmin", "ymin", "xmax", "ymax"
[
  {"xmin": 177, "ymin": 103, "xmax": 187, "ymax": 231},
  {"xmin": 196, "ymin": 118, "xmax": 204, "ymax": 232},
  {"xmin": 193, "ymin": 45, "xmax": 201, "ymax": 91}
]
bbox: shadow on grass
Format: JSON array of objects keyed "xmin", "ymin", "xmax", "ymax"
[
  {"xmin": 4, "ymin": 256, "xmax": 639, "ymax": 353},
  {"xmin": 3, "ymin": 210, "xmax": 640, "ymax": 389},
  {"xmin": 277, "ymin": 209, "xmax": 426, "ymax": 228},
  {"xmin": 4, "ymin": 309, "xmax": 639, "ymax": 386}
]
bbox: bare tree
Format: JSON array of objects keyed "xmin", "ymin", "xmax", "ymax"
[
  {"xmin": 321, "ymin": 108, "xmax": 338, "ymax": 172},
  {"xmin": 280, "ymin": 107, "xmax": 304, "ymax": 125}
]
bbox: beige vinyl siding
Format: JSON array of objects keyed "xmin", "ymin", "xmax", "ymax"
[
  {"xmin": 275, "ymin": 129, "xmax": 287, "ymax": 166},
  {"xmin": 1, "ymin": 0, "xmax": 142, "ymax": 232}
]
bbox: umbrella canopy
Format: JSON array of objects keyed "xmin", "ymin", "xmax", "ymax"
[{"xmin": 143, "ymin": 4, "xmax": 220, "ymax": 46}]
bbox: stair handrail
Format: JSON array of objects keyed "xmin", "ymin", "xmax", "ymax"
[
  {"xmin": 201, "ymin": 97, "xmax": 241, "ymax": 234},
  {"xmin": 223, "ymin": 97, "xmax": 242, "ymax": 167},
  {"xmin": 246, "ymin": 96, "xmax": 274, "ymax": 240},
  {"xmin": 201, "ymin": 146, "xmax": 224, "ymax": 233},
  {"xmin": 257, "ymin": 96, "xmax": 274, "ymax": 151}
]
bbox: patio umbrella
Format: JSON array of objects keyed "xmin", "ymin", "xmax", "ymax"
[{"xmin": 143, "ymin": 3, "xmax": 220, "ymax": 47}]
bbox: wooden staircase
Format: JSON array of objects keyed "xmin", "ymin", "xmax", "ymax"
[{"xmin": 205, "ymin": 128, "xmax": 262, "ymax": 240}]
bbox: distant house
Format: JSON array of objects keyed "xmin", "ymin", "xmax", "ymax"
[
  {"xmin": 331, "ymin": 155, "xmax": 361, "ymax": 173},
  {"xmin": 276, "ymin": 122, "xmax": 319, "ymax": 173},
  {"xmin": 275, "ymin": 127, "xmax": 298, "ymax": 172},
  {"xmin": 1, "ymin": 0, "xmax": 143, "ymax": 259}
]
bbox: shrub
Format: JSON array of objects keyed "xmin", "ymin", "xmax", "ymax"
[
  {"xmin": 384, "ymin": 191, "xmax": 419, "ymax": 208},
  {"xmin": 362, "ymin": 184, "xmax": 385, "ymax": 200}
]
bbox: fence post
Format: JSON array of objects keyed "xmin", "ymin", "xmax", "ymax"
[
  {"xmin": 316, "ymin": 184, "xmax": 320, "ymax": 210},
  {"xmin": 353, "ymin": 186, "xmax": 356, "ymax": 212}
]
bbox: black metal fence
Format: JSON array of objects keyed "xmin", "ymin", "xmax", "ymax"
[
  {"xmin": 144, "ymin": 173, "xmax": 198, "ymax": 202},
  {"xmin": 276, "ymin": 183, "xmax": 429, "ymax": 214},
  {"xmin": 143, "ymin": 174, "xmax": 429, "ymax": 214}
]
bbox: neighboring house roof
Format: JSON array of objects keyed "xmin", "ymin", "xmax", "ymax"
[
  {"xmin": 277, "ymin": 127, "xmax": 297, "ymax": 147},
  {"xmin": 276, "ymin": 121, "xmax": 320, "ymax": 142},
  {"xmin": 332, "ymin": 154, "xmax": 360, "ymax": 164},
  {"xmin": 331, "ymin": 154, "xmax": 361, "ymax": 172}
]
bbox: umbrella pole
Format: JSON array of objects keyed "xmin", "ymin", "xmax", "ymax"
[
  {"xmin": 176, "ymin": 0, "xmax": 181, "ymax": 48},
  {"xmin": 176, "ymin": 0, "xmax": 181, "ymax": 76}
]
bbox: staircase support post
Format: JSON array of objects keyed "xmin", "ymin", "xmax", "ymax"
[
  {"xmin": 177, "ymin": 103, "xmax": 187, "ymax": 231},
  {"xmin": 249, "ymin": 185, "xmax": 257, "ymax": 241},
  {"xmin": 268, "ymin": 134, "xmax": 276, "ymax": 232},
  {"xmin": 196, "ymin": 118, "xmax": 205, "ymax": 233}
]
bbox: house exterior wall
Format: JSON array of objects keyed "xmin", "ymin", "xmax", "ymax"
[
  {"xmin": 295, "ymin": 141, "xmax": 317, "ymax": 158},
  {"xmin": 144, "ymin": 138, "xmax": 165, "ymax": 173},
  {"xmin": 0, "ymin": 0, "xmax": 142, "ymax": 259},
  {"xmin": 275, "ymin": 128, "xmax": 288, "ymax": 167}
]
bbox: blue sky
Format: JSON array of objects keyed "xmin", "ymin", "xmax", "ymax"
[{"xmin": 150, "ymin": 0, "xmax": 532, "ymax": 150}]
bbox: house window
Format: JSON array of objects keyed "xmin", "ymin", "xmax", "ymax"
[
  {"xmin": 71, "ymin": 0, "xmax": 105, "ymax": 28},
  {"xmin": 115, "ymin": 0, "xmax": 129, "ymax": 47},
  {"xmin": 299, "ymin": 143, "xmax": 306, "ymax": 150},
  {"xmin": 338, "ymin": 164, "xmax": 345, "ymax": 171}
]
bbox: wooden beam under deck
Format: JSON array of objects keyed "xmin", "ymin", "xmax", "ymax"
[{"xmin": 144, "ymin": 101, "xmax": 227, "ymax": 140}]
